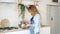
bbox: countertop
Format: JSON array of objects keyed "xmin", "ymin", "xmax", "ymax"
[
  {"xmin": 0, "ymin": 29, "xmax": 28, "ymax": 33},
  {"xmin": 0, "ymin": 26, "xmax": 50, "ymax": 33}
]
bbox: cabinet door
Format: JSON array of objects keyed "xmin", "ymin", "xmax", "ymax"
[
  {"xmin": 47, "ymin": 5, "xmax": 60, "ymax": 34},
  {"xmin": 5, "ymin": 30, "xmax": 30, "ymax": 34},
  {"xmin": 40, "ymin": 27, "xmax": 50, "ymax": 34},
  {"xmin": 0, "ymin": 33, "xmax": 4, "ymax": 34}
]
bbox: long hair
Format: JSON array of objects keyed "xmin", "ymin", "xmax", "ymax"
[{"xmin": 27, "ymin": 5, "xmax": 42, "ymax": 21}]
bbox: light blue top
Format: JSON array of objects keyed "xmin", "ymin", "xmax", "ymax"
[{"xmin": 29, "ymin": 14, "xmax": 40, "ymax": 34}]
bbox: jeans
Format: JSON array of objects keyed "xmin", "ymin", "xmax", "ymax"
[
  {"xmin": 29, "ymin": 27, "xmax": 40, "ymax": 34},
  {"xmin": 36, "ymin": 32, "xmax": 39, "ymax": 34},
  {"xmin": 29, "ymin": 27, "xmax": 34, "ymax": 34}
]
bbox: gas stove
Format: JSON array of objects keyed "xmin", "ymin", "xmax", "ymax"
[{"xmin": 0, "ymin": 27, "xmax": 18, "ymax": 30}]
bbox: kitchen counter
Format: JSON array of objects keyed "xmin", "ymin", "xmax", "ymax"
[
  {"xmin": 0, "ymin": 29, "xmax": 30, "ymax": 34},
  {"xmin": 0, "ymin": 26, "xmax": 50, "ymax": 34},
  {"xmin": 0, "ymin": 29, "xmax": 28, "ymax": 33}
]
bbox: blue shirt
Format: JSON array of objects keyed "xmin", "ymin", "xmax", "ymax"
[{"xmin": 29, "ymin": 14, "xmax": 40, "ymax": 34}]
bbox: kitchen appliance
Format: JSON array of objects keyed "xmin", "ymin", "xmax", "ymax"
[
  {"xmin": 0, "ymin": 27, "xmax": 18, "ymax": 30},
  {"xmin": 47, "ymin": 4, "xmax": 60, "ymax": 34}
]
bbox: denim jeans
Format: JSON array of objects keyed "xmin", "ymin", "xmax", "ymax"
[
  {"xmin": 29, "ymin": 27, "xmax": 34, "ymax": 34},
  {"xmin": 36, "ymin": 32, "xmax": 39, "ymax": 34}
]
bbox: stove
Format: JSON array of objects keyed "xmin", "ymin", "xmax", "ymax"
[{"xmin": 0, "ymin": 27, "xmax": 18, "ymax": 30}]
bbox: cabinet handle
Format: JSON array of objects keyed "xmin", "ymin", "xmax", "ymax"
[{"xmin": 51, "ymin": 17, "xmax": 53, "ymax": 21}]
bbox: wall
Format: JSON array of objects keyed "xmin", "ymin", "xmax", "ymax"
[
  {"xmin": 58, "ymin": 0, "xmax": 60, "ymax": 3},
  {"xmin": 37, "ymin": 0, "xmax": 51, "ymax": 25},
  {"xmin": 0, "ymin": 3, "xmax": 19, "ymax": 27}
]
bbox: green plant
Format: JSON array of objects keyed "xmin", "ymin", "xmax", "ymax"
[{"xmin": 21, "ymin": 4, "xmax": 25, "ymax": 19}]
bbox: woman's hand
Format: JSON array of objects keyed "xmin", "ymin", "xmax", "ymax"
[
  {"xmin": 21, "ymin": 20, "xmax": 30, "ymax": 29},
  {"xmin": 26, "ymin": 24, "xmax": 31, "ymax": 27},
  {"xmin": 25, "ymin": 24, "xmax": 31, "ymax": 28}
]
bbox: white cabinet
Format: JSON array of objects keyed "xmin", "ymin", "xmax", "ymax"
[
  {"xmin": 0, "ymin": 30, "xmax": 30, "ymax": 34},
  {"xmin": 40, "ymin": 27, "xmax": 50, "ymax": 34},
  {"xmin": 5, "ymin": 30, "xmax": 30, "ymax": 34}
]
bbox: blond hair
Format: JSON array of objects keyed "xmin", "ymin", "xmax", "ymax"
[{"xmin": 28, "ymin": 5, "xmax": 40, "ymax": 16}]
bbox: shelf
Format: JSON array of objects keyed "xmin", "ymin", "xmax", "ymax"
[
  {"xmin": 0, "ymin": 0, "xmax": 17, "ymax": 2},
  {"xmin": 21, "ymin": 0, "xmax": 34, "ymax": 5},
  {"xmin": 47, "ymin": 3, "xmax": 60, "ymax": 7},
  {"xmin": 0, "ymin": 0, "xmax": 17, "ymax": 4},
  {"xmin": 0, "ymin": 2, "xmax": 17, "ymax": 4}
]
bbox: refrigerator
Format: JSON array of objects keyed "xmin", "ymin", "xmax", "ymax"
[{"xmin": 47, "ymin": 4, "xmax": 60, "ymax": 34}]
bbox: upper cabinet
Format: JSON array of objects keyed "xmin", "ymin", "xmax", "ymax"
[{"xmin": 0, "ymin": 0, "xmax": 17, "ymax": 3}]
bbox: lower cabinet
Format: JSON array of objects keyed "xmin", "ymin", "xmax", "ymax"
[{"xmin": 5, "ymin": 30, "xmax": 30, "ymax": 34}]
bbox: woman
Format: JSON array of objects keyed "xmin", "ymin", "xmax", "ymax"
[{"xmin": 25, "ymin": 5, "xmax": 41, "ymax": 34}]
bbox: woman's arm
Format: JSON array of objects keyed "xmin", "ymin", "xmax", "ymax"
[{"xmin": 33, "ymin": 14, "xmax": 40, "ymax": 33}]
